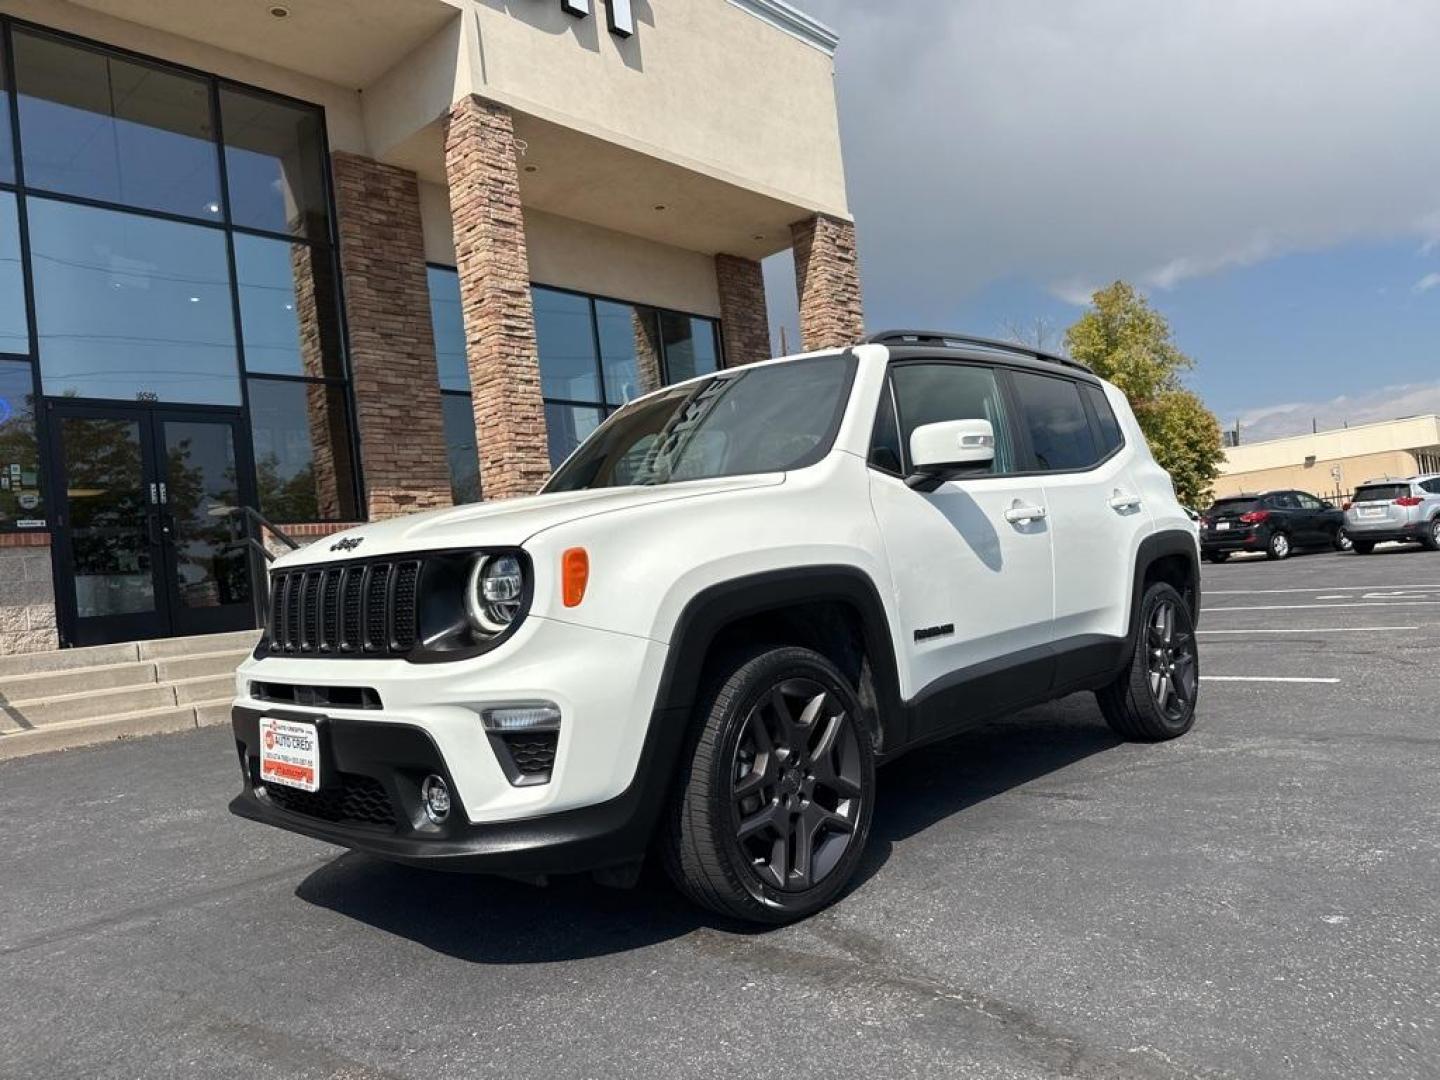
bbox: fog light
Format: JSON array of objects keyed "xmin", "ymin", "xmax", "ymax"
[
  {"xmin": 481, "ymin": 703, "xmax": 561, "ymax": 732},
  {"xmin": 421, "ymin": 774, "xmax": 451, "ymax": 824}
]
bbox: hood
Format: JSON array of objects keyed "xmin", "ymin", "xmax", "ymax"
[{"xmin": 273, "ymin": 475, "xmax": 784, "ymax": 566}]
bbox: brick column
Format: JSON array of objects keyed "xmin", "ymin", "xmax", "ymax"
[
  {"xmin": 714, "ymin": 253, "xmax": 771, "ymax": 367},
  {"xmin": 331, "ymin": 152, "xmax": 453, "ymax": 519},
  {"xmin": 444, "ymin": 96, "xmax": 551, "ymax": 499},
  {"xmin": 791, "ymin": 214, "xmax": 865, "ymax": 351}
]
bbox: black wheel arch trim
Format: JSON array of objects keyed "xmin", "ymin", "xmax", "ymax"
[{"xmin": 1126, "ymin": 530, "xmax": 1202, "ymax": 649}]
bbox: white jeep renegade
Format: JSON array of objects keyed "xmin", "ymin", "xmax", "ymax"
[{"xmin": 230, "ymin": 331, "xmax": 1201, "ymax": 924}]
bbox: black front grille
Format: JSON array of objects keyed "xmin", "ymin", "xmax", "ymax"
[
  {"xmin": 266, "ymin": 559, "xmax": 422, "ymax": 658},
  {"xmin": 261, "ymin": 770, "xmax": 397, "ymax": 829}
]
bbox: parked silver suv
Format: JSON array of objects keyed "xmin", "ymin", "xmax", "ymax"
[{"xmin": 1344, "ymin": 475, "xmax": 1440, "ymax": 554}]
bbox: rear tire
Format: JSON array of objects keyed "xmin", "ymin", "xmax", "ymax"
[
  {"xmin": 1266, "ymin": 531, "xmax": 1291, "ymax": 560},
  {"xmin": 1203, "ymin": 551, "xmax": 1229, "ymax": 564},
  {"xmin": 1352, "ymin": 540, "xmax": 1375, "ymax": 555},
  {"xmin": 662, "ymin": 645, "xmax": 876, "ymax": 924},
  {"xmin": 1097, "ymin": 582, "xmax": 1199, "ymax": 742},
  {"xmin": 1422, "ymin": 519, "xmax": 1440, "ymax": 552}
]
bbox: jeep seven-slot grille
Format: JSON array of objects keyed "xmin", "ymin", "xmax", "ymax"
[{"xmin": 266, "ymin": 560, "xmax": 423, "ymax": 657}]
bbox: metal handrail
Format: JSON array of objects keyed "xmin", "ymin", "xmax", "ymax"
[{"xmin": 208, "ymin": 505, "xmax": 301, "ymax": 629}]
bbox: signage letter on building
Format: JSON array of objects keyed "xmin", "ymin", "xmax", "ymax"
[{"xmin": 559, "ymin": 0, "xmax": 633, "ymax": 38}]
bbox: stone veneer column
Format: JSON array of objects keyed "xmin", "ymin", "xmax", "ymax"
[
  {"xmin": 0, "ymin": 539, "xmax": 58, "ymax": 656},
  {"xmin": 791, "ymin": 214, "xmax": 865, "ymax": 351},
  {"xmin": 331, "ymin": 152, "xmax": 453, "ymax": 520},
  {"xmin": 714, "ymin": 253, "xmax": 771, "ymax": 366},
  {"xmin": 444, "ymin": 96, "xmax": 551, "ymax": 499}
]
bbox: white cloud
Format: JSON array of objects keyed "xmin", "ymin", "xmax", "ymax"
[
  {"xmin": 1233, "ymin": 383, "xmax": 1440, "ymax": 441},
  {"xmin": 1413, "ymin": 272, "xmax": 1440, "ymax": 293},
  {"xmin": 795, "ymin": 0, "xmax": 1440, "ymax": 321}
]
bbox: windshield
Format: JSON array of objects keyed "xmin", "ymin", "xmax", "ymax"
[{"xmin": 544, "ymin": 354, "xmax": 857, "ymax": 492}]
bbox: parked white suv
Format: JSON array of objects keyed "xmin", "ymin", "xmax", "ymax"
[{"xmin": 230, "ymin": 332, "xmax": 1201, "ymax": 923}]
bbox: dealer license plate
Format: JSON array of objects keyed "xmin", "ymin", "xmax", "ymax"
[
  {"xmin": 259, "ymin": 717, "xmax": 321, "ymax": 792},
  {"xmin": 1216, "ymin": 521, "xmax": 1231, "ymax": 531}
]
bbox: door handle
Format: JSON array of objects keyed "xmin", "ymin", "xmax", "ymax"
[
  {"xmin": 1108, "ymin": 491, "xmax": 1143, "ymax": 511},
  {"xmin": 1004, "ymin": 504, "xmax": 1047, "ymax": 524},
  {"xmin": 146, "ymin": 514, "xmax": 164, "ymax": 547}
]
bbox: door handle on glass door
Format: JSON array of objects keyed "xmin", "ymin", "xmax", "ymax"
[
  {"xmin": 1108, "ymin": 491, "xmax": 1142, "ymax": 511},
  {"xmin": 1004, "ymin": 504, "xmax": 1047, "ymax": 524}
]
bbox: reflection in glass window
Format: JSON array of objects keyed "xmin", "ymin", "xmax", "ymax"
[
  {"xmin": 29, "ymin": 198, "xmax": 240, "ymax": 405},
  {"xmin": 0, "ymin": 41, "xmax": 12, "ymax": 184},
  {"xmin": 545, "ymin": 401, "xmax": 604, "ymax": 469},
  {"xmin": 534, "ymin": 287, "xmax": 600, "ymax": 402},
  {"xmin": 234, "ymin": 233, "xmax": 343, "ymax": 378},
  {"xmin": 427, "ymin": 267, "xmax": 469, "ymax": 392},
  {"xmin": 0, "ymin": 360, "xmax": 43, "ymax": 527},
  {"xmin": 0, "ymin": 194, "xmax": 28, "ymax": 355},
  {"xmin": 891, "ymin": 363, "xmax": 1015, "ymax": 474},
  {"xmin": 14, "ymin": 30, "xmax": 221, "ymax": 220},
  {"xmin": 659, "ymin": 313, "xmax": 720, "ymax": 383},
  {"xmin": 1010, "ymin": 371, "xmax": 1099, "ymax": 472},
  {"xmin": 596, "ymin": 299, "xmax": 660, "ymax": 404},
  {"xmin": 441, "ymin": 394, "xmax": 481, "ymax": 504},
  {"xmin": 220, "ymin": 86, "xmax": 329, "ymax": 241},
  {"xmin": 247, "ymin": 377, "xmax": 358, "ymax": 522}
]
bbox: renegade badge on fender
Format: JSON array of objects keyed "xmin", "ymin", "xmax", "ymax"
[{"xmin": 230, "ymin": 331, "xmax": 1201, "ymax": 924}]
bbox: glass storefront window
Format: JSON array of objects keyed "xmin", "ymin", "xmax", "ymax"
[
  {"xmin": 441, "ymin": 393, "xmax": 481, "ymax": 505},
  {"xmin": 247, "ymin": 377, "xmax": 358, "ymax": 523},
  {"xmin": 234, "ymin": 232, "xmax": 343, "ymax": 379},
  {"xmin": 595, "ymin": 299, "xmax": 661, "ymax": 405},
  {"xmin": 14, "ymin": 30, "xmax": 222, "ymax": 221},
  {"xmin": 0, "ymin": 360, "xmax": 43, "ymax": 527},
  {"xmin": 0, "ymin": 194, "xmax": 28, "ymax": 354},
  {"xmin": 0, "ymin": 40, "xmax": 13, "ymax": 183},
  {"xmin": 427, "ymin": 266, "xmax": 469, "ymax": 392},
  {"xmin": 659, "ymin": 312, "xmax": 720, "ymax": 383},
  {"xmin": 534, "ymin": 287, "xmax": 600, "ymax": 402},
  {"xmin": 545, "ymin": 401, "xmax": 605, "ymax": 470},
  {"xmin": 220, "ymin": 86, "xmax": 330, "ymax": 242},
  {"xmin": 29, "ymin": 197, "xmax": 240, "ymax": 405}
]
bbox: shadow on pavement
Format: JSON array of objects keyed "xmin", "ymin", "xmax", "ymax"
[{"xmin": 296, "ymin": 698, "xmax": 1122, "ymax": 959}]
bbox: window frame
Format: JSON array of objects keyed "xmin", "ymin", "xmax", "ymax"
[{"xmin": 0, "ymin": 14, "xmax": 364, "ymax": 529}]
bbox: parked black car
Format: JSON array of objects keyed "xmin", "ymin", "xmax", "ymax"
[{"xmin": 1200, "ymin": 490, "xmax": 1348, "ymax": 562}]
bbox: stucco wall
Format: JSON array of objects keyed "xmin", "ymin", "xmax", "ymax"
[{"xmin": 1213, "ymin": 450, "xmax": 1420, "ymax": 502}]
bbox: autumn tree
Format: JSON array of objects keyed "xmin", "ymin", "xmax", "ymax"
[{"xmin": 1064, "ymin": 282, "xmax": 1224, "ymax": 506}]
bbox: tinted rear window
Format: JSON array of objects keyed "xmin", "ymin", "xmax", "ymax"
[
  {"xmin": 1353, "ymin": 484, "xmax": 1410, "ymax": 502},
  {"xmin": 1208, "ymin": 498, "xmax": 1257, "ymax": 514}
]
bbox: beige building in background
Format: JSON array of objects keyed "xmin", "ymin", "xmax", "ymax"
[{"xmin": 1215, "ymin": 415, "xmax": 1440, "ymax": 501}]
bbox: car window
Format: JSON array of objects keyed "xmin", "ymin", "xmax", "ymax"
[
  {"xmin": 1353, "ymin": 483, "xmax": 1410, "ymax": 503},
  {"xmin": 889, "ymin": 363, "xmax": 1015, "ymax": 475},
  {"xmin": 1080, "ymin": 382, "xmax": 1123, "ymax": 455},
  {"xmin": 1422, "ymin": 479, "xmax": 1440, "ymax": 495},
  {"xmin": 1295, "ymin": 492, "xmax": 1323, "ymax": 510},
  {"xmin": 1208, "ymin": 497, "xmax": 1257, "ymax": 516},
  {"xmin": 1268, "ymin": 493, "xmax": 1300, "ymax": 510},
  {"xmin": 868, "ymin": 383, "xmax": 904, "ymax": 474},
  {"xmin": 1010, "ymin": 371, "xmax": 1100, "ymax": 472}
]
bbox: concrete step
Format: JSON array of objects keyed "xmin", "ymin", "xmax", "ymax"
[
  {"xmin": 138, "ymin": 630, "xmax": 261, "ymax": 661},
  {"xmin": 0, "ymin": 659, "xmax": 159, "ymax": 702},
  {"xmin": 173, "ymin": 673, "xmax": 237, "ymax": 706},
  {"xmin": 0, "ymin": 682, "xmax": 178, "ymax": 730},
  {"xmin": 0, "ymin": 698, "xmax": 235, "ymax": 761},
  {"xmin": 154, "ymin": 649, "xmax": 250, "ymax": 682}
]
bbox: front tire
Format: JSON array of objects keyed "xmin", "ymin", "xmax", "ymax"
[
  {"xmin": 663, "ymin": 646, "xmax": 876, "ymax": 924},
  {"xmin": 1352, "ymin": 540, "xmax": 1375, "ymax": 555},
  {"xmin": 1097, "ymin": 582, "xmax": 1199, "ymax": 741},
  {"xmin": 1266, "ymin": 531, "xmax": 1291, "ymax": 560},
  {"xmin": 1332, "ymin": 528, "xmax": 1352, "ymax": 552}
]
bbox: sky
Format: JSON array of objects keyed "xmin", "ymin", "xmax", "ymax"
[{"xmin": 762, "ymin": 0, "xmax": 1440, "ymax": 441}]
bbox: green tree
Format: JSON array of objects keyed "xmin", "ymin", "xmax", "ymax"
[{"xmin": 1064, "ymin": 281, "xmax": 1224, "ymax": 506}]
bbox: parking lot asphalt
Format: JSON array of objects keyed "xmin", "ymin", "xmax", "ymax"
[{"xmin": 3, "ymin": 546, "xmax": 1438, "ymax": 1080}]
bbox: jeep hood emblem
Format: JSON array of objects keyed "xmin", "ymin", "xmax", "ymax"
[{"xmin": 330, "ymin": 536, "xmax": 364, "ymax": 553}]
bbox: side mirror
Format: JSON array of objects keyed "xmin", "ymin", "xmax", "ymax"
[{"xmin": 907, "ymin": 418, "xmax": 995, "ymax": 491}]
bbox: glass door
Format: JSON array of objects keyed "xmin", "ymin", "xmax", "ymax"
[{"xmin": 48, "ymin": 403, "xmax": 257, "ymax": 647}]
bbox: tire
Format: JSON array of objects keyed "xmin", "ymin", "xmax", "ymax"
[
  {"xmin": 1422, "ymin": 519, "xmax": 1440, "ymax": 552},
  {"xmin": 1097, "ymin": 582, "xmax": 1199, "ymax": 742},
  {"xmin": 1332, "ymin": 528, "xmax": 1352, "ymax": 552},
  {"xmin": 1203, "ymin": 551, "xmax": 1229, "ymax": 564},
  {"xmin": 1265, "ymin": 531, "xmax": 1291, "ymax": 560},
  {"xmin": 662, "ymin": 645, "xmax": 876, "ymax": 924},
  {"xmin": 1352, "ymin": 541, "xmax": 1375, "ymax": 555}
]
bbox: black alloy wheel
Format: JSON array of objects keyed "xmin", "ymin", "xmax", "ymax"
[
  {"xmin": 1144, "ymin": 595, "xmax": 1198, "ymax": 723},
  {"xmin": 1097, "ymin": 581, "xmax": 1200, "ymax": 741}
]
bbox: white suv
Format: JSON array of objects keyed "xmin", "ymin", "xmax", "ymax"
[{"xmin": 230, "ymin": 331, "xmax": 1201, "ymax": 923}]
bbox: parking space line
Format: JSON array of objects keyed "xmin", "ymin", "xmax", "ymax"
[
  {"xmin": 1196, "ymin": 626, "xmax": 1418, "ymax": 635},
  {"xmin": 1201, "ymin": 676, "xmax": 1341, "ymax": 684},
  {"xmin": 1202, "ymin": 601, "xmax": 1440, "ymax": 612},
  {"xmin": 1206, "ymin": 585, "xmax": 1440, "ymax": 594}
]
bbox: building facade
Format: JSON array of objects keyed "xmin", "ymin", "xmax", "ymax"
[
  {"xmin": 1215, "ymin": 415, "xmax": 1440, "ymax": 502},
  {"xmin": 0, "ymin": 0, "xmax": 862, "ymax": 654}
]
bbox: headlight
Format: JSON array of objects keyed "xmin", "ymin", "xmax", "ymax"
[{"xmin": 466, "ymin": 554, "xmax": 525, "ymax": 635}]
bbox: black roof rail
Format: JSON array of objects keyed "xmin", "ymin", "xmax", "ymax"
[{"xmin": 864, "ymin": 329, "xmax": 1093, "ymax": 374}]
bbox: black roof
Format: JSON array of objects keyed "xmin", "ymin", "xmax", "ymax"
[{"xmin": 865, "ymin": 329, "xmax": 1094, "ymax": 376}]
